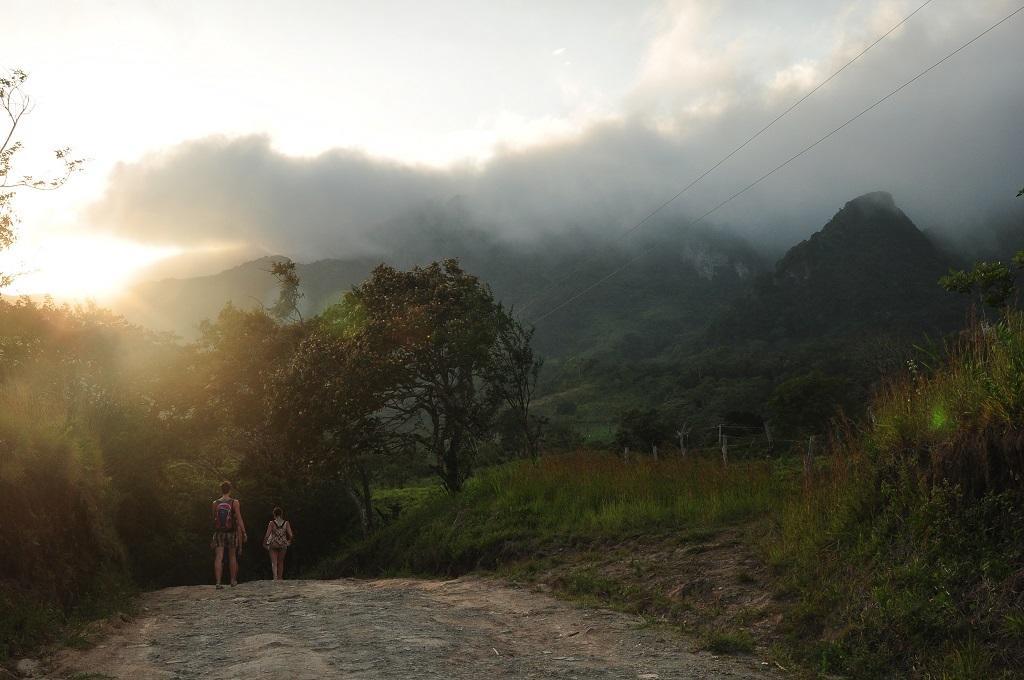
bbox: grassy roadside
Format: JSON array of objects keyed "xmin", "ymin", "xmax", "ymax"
[
  {"xmin": 320, "ymin": 454, "xmax": 794, "ymax": 577},
  {"xmin": 0, "ymin": 380, "xmax": 135, "ymax": 666},
  {"xmin": 0, "ymin": 577, "xmax": 136, "ymax": 665},
  {"xmin": 765, "ymin": 315, "xmax": 1024, "ymax": 678},
  {"xmin": 319, "ymin": 454, "xmax": 796, "ymax": 663},
  {"xmin": 493, "ymin": 524, "xmax": 778, "ymax": 658}
]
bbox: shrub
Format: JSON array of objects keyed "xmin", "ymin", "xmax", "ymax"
[{"xmin": 0, "ymin": 381, "xmax": 130, "ymax": 660}]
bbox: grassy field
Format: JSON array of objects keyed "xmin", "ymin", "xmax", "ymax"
[{"xmin": 322, "ymin": 453, "xmax": 795, "ymax": 577}]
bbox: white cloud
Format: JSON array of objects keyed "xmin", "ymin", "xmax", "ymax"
[
  {"xmin": 78, "ymin": 0, "xmax": 1024, "ymax": 267},
  {"xmin": 766, "ymin": 60, "xmax": 821, "ymax": 101}
]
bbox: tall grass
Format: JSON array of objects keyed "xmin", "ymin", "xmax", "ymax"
[
  {"xmin": 770, "ymin": 312, "xmax": 1024, "ymax": 678},
  {"xmin": 482, "ymin": 454, "xmax": 787, "ymax": 534},
  {"xmin": 322, "ymin": 452, "xmax": 793, "ymax": 577},
  {"xmin": 872, "ymin": 314, "xmax": 1024, "ymax": 494}
]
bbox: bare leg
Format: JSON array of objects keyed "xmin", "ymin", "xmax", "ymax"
[
  {"xmin": 269, "ymin": 549, "xmax": 278, "ymax": 580},
  {"xmin": 229, "ymin": 550, "xmax": 239, "ymax": 586},
  {"xmin": 213, "ymin": 546, "xmax": 224, "ymax": 586},
  {"xmin": 275, "ymin": 550, "xmax": 286, "ymax": 580}
]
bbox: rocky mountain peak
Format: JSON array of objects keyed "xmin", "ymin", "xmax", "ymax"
[{"xmin": 776, "ymin": 191, "xmax": 938, "ymax": 282}]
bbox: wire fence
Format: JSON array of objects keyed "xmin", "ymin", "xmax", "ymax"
[{"xmin": 552, "ymin": 416, "xmax": 816, "ymax": 461}]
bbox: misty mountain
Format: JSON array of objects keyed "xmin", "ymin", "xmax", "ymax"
[
  {"xmin": 119, "ymin": 203, "xmax": 767, "ymax": 358},
  {"xmin": 120, "ymin": 255, "xmax": 378, "ymax": 335},
  {"xmin": 535, "ymin": 191, "xmax": 972, "ymax": 426},
  {"xmin": 116, "ymin": 190, "xmax": 975, "ymax": 428},
  {"xmin": 710, "ymin": 191, "xmax": 965, "ymax": 341}
]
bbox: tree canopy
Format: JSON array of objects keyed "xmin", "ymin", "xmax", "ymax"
[{"xmin": 312, "ymin": 259, "xmax": 541, "ymax": 493}]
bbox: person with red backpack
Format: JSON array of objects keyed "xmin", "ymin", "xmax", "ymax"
[{"xmin": 211, "ymin": 480, "xmax": 247, "ymax": 588}]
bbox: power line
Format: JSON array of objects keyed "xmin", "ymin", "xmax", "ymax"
[
  {"xmin": 529, "ymin": 4, "xmax": 1024, "ymax": 324},
  {"xmin": 515, "ymin": 0, "xmax": 936, "ymax": 317}
]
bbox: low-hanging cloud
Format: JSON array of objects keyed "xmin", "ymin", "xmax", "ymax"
[{"xmin": 89, "ymin": 0, "xmax": 1024, "ymax": 266}]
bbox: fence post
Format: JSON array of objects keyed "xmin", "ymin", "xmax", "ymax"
[
  {"xmin": 652, "ymin": 444, "xmax": 658, "ymax": 461},
  {"xmin": 721, "ymin": 434, "xmax": 728, "ymax": 467},
  {"xmin": 677, "ymin": 423, "xmax": 690, "ymax": 459},
  {"xmin": 803, "ymin": 435, "xmax": 815, "ymax": 481},
  {"xmin": 623, "ymin": 446, "xmax": 630, "ymax": 463},
  {"xmin": 764, "ymin": 421, "xmax": 773, "ymax": 454}
]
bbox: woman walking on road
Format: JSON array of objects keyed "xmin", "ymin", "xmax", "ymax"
[
  {"xmin": 263, "ymin": 506, "xmax": 294, "ymax": 580},
  {"xmin": 211, "ymin": 481, "xmax": 247, "ymax": 589}
]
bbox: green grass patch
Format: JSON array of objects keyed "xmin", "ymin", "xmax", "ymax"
[{"xmin": 320, "ymin": 454, "xmax": 794, "ymax": 577}]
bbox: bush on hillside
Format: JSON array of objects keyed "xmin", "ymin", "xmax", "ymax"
[
  {"xmin": 773, "ymin": 311, "xmax": 1024, "ymax": 678},
  {"xmin": 0, "ymin": 383, "xmax": 130, "ymax": 660}
]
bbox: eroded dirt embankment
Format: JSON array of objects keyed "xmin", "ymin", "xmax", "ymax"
[{"xmin": 49, "ymin": 577, "xmax": 778, "ymax": 679}]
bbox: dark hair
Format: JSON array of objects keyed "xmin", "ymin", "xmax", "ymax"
[
  {"xmin": 220, "ymin": 481, "xmax": 232, "ymax": 494},
  {"xmin": 273, "ymin": 506, "xmax": 283, "ymax": 518}
]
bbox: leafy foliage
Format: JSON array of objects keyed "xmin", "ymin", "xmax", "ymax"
[
  {"xmin": 268, "ymin": 259, "xmax": 304, "ymax": 322},
  {"xmin": 940, "ymin": 251, "xmax": 1024, "ymax": 309},
  {"xmin": 262, "ymin": 326, "xmax": 390, "ymax": 533},
  {"xmin": 316, "ymin": 259, "xmax": 541, "ymax": 492},
  {"xmin": 613, "ymin": 408, "xmax": 672, "ymax": 452}
]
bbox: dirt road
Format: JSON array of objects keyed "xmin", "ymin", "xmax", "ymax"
[{"xmin": 50, "ymin": 577, "xmax": 778, "ymax": 679}]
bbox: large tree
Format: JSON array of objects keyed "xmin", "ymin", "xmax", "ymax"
[
  {"xmin": 489, "ymin": 313, "xmax": 545, "ymax": 461},
  {"xmin": 322, "ymin": 259, "xmax": 540, "ymax": 492},
  {"xmin": 264, "ymin": 327, "xmax": 388, "ymax": 533}
]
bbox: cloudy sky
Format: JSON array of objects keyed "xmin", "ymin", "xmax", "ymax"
[{"xmin": 2, "ymin": 0, "xmax": 1022, "ymax": 297}]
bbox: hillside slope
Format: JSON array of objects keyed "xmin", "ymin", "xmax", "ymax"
[
  {"xmin": 712, "ymin": 191, "xmax": 962, "ymax": 340},
  {"xmin": 537, "ymin": 192, "xmax": 967, "ymax": 428},
  {"xmin": 116, "ymin": 208, "xmax": 766, "ymax": 360},
  {"xmin": 114, "ymin": 192, "xmax": 969, "ymax": 430}
]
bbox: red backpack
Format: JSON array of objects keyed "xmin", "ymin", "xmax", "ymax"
[{"xmin": 214, "ymin": 498, "xmax": 235, "ymax": 532}]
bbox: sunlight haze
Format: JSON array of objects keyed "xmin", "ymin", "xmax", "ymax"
[
  {"xmin": 4, "ymin": 0, "xmax": 1023, "ymax": 297},
  {"xmin": 6, "ymin": 4, "xmax": 1024, "ymax": 675}
]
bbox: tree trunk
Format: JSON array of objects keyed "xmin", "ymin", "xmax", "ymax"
[
  {"xmin": 346, "ymin": 485, "xmax": 370, "ymax": 536},
  {"xmin": 443, "ymin": 436, "xmax": 463, "ymax": 493},
  {"xmin": 359, "ymin": 463, "xmax": 375, "ymax": 531}
]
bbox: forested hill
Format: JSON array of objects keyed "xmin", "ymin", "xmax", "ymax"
[
  {"xmin": 115, "ymin": 191, "xmax": 974, "ymax": 429},
  {"xmin": 117, "ymin": 205, "xmax": 768, "ymax": 358},
  {"xmin": 710, "ymin": 191, "xmax": 963, "ymax": 340}
]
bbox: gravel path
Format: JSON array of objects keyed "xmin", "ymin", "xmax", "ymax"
[{"xmin": 51, "ymin": 578, "xmax": 779, "ymax": 679}]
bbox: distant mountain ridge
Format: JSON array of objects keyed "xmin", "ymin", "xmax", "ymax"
[
  {"xmin": 114, "ymin": 191, "xmax": 972, "ymax": 423},
  {"xmin": 711, "ymin": 191, "xmax": 963, "ymax": 340},
  {"xmin": 117, "ymin": 208, "xmax": 767, "ymax": 356}
]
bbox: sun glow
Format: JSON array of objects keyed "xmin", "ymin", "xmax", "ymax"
[{"xmin": 0, "ymin": 235, "xmax": 182, "ymax": 301}]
